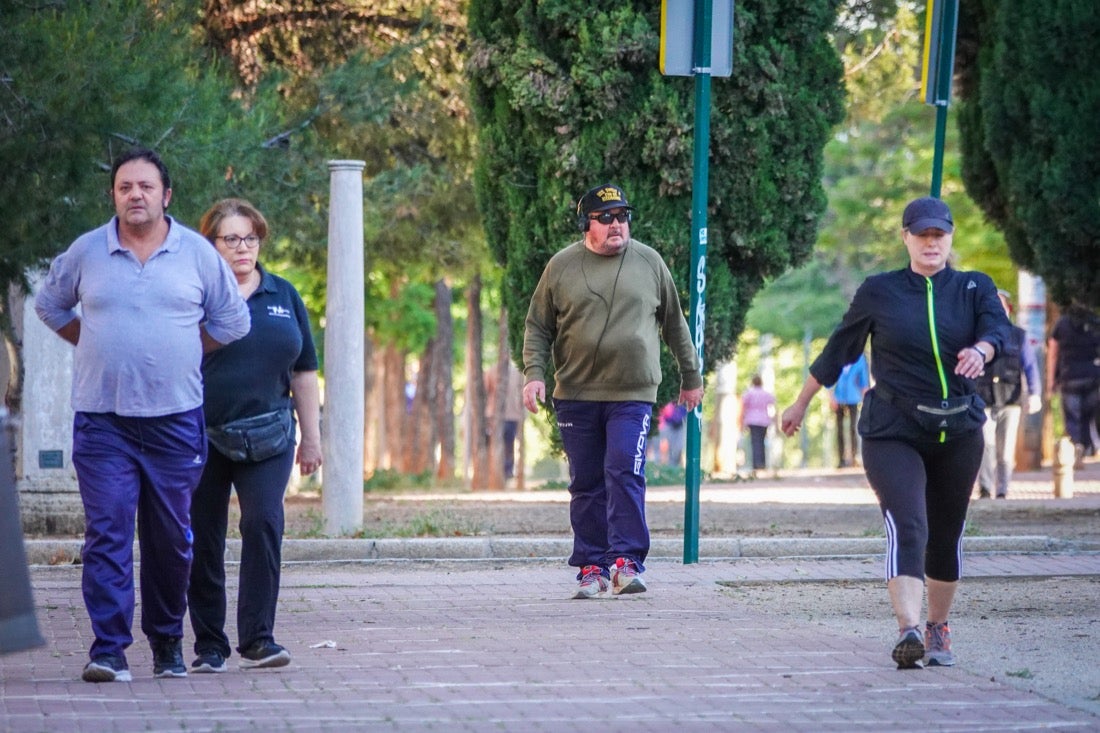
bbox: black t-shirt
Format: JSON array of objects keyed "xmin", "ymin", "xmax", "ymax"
[{"xmin": 202, "ymin": 266, "xmax": 318, "ymax": 427}]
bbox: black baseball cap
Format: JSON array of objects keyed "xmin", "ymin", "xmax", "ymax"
[
  {"xmin": 577, "ymin": 184, "xmax": 634, "ymax": 217},
  {"xmin": 902, "ymin": 196, "xmax": 954, "ymax": 234}
]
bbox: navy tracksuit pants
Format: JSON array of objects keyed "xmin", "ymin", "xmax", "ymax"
[
  {"xmin": 554, "ymin": 399, "xmax": 652, "ymax": 574},
  {"xmin": 188, "ymin": 441, "xmax": 294, "ymax": 658},
  {"xmin": 72, "ymin": 408, "xmax": 206, "ymax": 660}
]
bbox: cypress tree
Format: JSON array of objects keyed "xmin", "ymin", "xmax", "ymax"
[
  {"xmin": 957, "ymin": 0, "xmax": 1100, "ymax": 306},
  {"xmin": 468, "ymin": 1, "xmax": 845, "ymax": 387}
]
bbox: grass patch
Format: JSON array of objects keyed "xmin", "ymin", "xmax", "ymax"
[
  {"xmin": 351, "ymin": 509, "xmax": 485, "ymax": 539},
  {"xmin": 363, "ymin": 469, "xmax": 436, "ymax": 493}
]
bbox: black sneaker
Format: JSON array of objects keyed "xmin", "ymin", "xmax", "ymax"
[
  {"xmin": 191, "ymin": 650, "xmax": 228, "ymax": 674},
  {"xmin": 152, "ymin": 638, "xmax": 187, "ymax": 678},
  {"xmin": 892, "ymin": 626, "xmax": 925, "ymax": 670},
  {"xmin": 82, "ymin": 654, "xmax": 132, "ymax": 683},
  {"xmin": 238, "ymin": 640, "xmax": 291, "ymax": 669}
]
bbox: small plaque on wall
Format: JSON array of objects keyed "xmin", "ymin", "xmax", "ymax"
[{"xmin": 38, "ymin": 450, "xmax": 64, "ymax": 469}]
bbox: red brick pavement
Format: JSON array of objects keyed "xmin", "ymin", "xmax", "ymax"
[{"xmin": 3, "ymin": 555, "xmax": 1098, "ymax": 732}]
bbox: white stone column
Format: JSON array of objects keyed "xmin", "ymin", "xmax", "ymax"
[
  {"xmin": 19, "ymin": 273, "xmax": 83, "ymax": 534},
  {"xmin": 322, "ymin": 160, "xmax": 366, "ymax": 535}
]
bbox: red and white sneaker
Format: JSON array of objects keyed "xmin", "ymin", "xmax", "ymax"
[
  {"xmin": 611, "ymin": 557, "xmax": 647, "ymax": 595},
  {"xmin": 572, "ymin": 565, "xmax": 609, "ymax": 599}
]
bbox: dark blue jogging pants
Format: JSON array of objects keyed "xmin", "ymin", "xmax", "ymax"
[
  {"xmin": 72, "ymin": 408, "xmax": 206, "ymax": 660},
  {"xmin": 554, "ymin": 399, "xmax": 652, "ymax": 574}
]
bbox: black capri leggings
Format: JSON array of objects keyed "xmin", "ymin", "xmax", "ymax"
[{"xmin": 861, "ymin": 429, "xmax": 983, "ymax": 583}]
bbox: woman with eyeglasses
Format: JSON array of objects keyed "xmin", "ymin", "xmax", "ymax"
[
  {"xmin": 188, "ymin": 198, "xmax": 322, "ymax": 673},
  {"xmin": 522, "ymin": 183, "xmax": 703, "ymax": 600}
]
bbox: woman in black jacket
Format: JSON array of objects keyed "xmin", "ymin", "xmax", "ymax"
[{"xmin": 780, "ymin": 197, "xmax": 1011, "ymax": 670}]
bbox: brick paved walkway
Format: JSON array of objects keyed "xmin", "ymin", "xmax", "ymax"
[{"xmin": 3, "ymin": 553, "xmax": 1098, "ymax": 732}]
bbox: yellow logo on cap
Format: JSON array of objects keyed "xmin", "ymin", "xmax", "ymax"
[{"xmin": 596, "ymin": 187, "xmax": 624, "ymax": 203}]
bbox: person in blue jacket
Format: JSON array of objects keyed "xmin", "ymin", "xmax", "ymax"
[
  {"xmin": 780, "ymin": 197, "xmax": 1011, "ymax": 671},
  {"xmin": 830, "ymin": 353, "xmax": 870, "ymax": 468}
]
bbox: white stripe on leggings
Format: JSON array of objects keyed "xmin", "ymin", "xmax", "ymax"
[{"xmin": 883, "ymin": 509, "xmax": 899, "ymax": 581}]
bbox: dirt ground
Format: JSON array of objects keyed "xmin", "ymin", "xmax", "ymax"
[{"xmin": 275, "ymin": 464, "xmax": 1100, "ymax": 546}]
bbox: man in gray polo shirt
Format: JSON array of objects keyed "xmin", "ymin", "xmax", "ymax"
[{"xmin": 35, "ymin": 148, "xmax": 250, "ymax": 682}]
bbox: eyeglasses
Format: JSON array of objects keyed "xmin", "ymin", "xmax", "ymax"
[
  {"xmin": 589, "ymin": 210, "xmax": 632, "ymax": 225},
  {"xmin": 216, "ymin": 234, "xmax": 261, "ymax": 249}
]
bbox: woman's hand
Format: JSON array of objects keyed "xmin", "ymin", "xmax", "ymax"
[{"xmin": 780, "ymin": 403, "xmax": 807, "ymax": 437}]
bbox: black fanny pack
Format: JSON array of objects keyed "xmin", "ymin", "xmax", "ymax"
[
  {"xmin": 206, "ymin": 407, "xmax": 294, "ymax": 463},
  {"xmin": 875, "ymin": 386, "xmax": 985, "ymax": 437}
]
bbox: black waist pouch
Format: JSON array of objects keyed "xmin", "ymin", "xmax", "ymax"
[
  {"xmin": 206, "ymin": 407, "xmax": 293, "ymax": 463},
  {"xmin": 874, "ymin": 386, "xmax": 985, "ymax": 437}
]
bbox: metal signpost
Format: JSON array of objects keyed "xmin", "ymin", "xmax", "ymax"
[
  {"xmin": 660, "ymin": 0, "xmax": 733, "ymax": 563},
  {"xmin": 921, "ymin": 0, "xmax": 959, "ymax": 197}
]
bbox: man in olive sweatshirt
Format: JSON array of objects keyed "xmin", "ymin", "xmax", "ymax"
[{"xmin": 522, "ymin": 183, "xmax": 704, "ymax": 600}]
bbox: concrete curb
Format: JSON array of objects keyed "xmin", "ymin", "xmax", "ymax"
[{"xmin": 24, "ymin": 534, "xmax": 1090, "ymax": 566}]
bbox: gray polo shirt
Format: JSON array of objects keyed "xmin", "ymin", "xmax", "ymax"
[{"xmin": 35, "ymin": 216, "xmax": 251, "ymax": 417}]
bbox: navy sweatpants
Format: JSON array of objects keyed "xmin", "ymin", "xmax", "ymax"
[
  {"xmin": 188, "ymin": 440, "xmax": 295, "ymax": 657},
  {"xmin": 554, "ymin": 399, "xmax": 652, "ymax": 573},
  {"xmin": 72, "ymin": 408, "xmax": 206, "ymax": 660}
]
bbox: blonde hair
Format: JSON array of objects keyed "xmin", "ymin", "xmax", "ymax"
[{"xmin": 198, "ymin": 198, "xmax": 269, "ymax": 244}]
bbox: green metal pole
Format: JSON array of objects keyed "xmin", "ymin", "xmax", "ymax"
[
  {"xmin": 930, "ymin": 102, "xmax": 947, "ymax": 198},
  {"xmin": 929, "ymin": 0, "xmax": 958, "ymax": 198},
  {"xmin": 684, "ymin": 0, "xmax": 713, "ymax": 565}
]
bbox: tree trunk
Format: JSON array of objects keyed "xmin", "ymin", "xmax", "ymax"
[
  {"xmin": 432, "ymin": 279, "xmax": 456, "ymax": 481},
  {"xmin": 380, "ymin": 343, "xmax": 407, "ymax": 473},
  {"xmin": 406, "ymin": 339, "xmax": 435, "ymax": 475},
  {"xmin": 362, "ymin": 331, "xmax": 376, "ymax": 477},
  {"xmin": 2, "ymin": 285, "xmax": 24, "ymax": 414},
  {"xmin": 485, "ymin": 306, "xmax": 509, "ymax": 491},
  {"xmin": 467, "ymin": 275, "xmax": 489, "ymax": 489}
]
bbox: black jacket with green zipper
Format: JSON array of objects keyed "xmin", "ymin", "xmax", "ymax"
[{"xmin": 809, "ymin": 265, "xmax": 1012, "ymax": 444}]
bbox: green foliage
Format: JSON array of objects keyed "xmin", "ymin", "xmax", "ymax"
[
  {"xmin": 468, "ymin": 0, "xmax": 846, "ymax": 391},
  {"xmin": 362, "ymin": 468, "xmax": 434, "ymax": 492},
  {"xmin": 750, "ymin": 1, "xmax": 1017, "ymax": 344},
  {"xmin": 0, "ymin": 0, "xmax": 278, "ymax": 290},
  {"xmin": 958, "ymin": 0, "xmax": 1100, "ymax": 307}
]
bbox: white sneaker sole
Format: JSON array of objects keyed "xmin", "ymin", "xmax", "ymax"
[
  {"xmin": 82, "ymin": 663, "xmax": 132, "ymax": 683},
  {"xmin": 611, "ymin": 578, "xmax": 647, "ymax": 595},
  {"xmin": 571, "ymin": 584, "xmax": 607, "ymax": 600},
  {"xmin": 239, "ymin": 650, "xmax": 291, "ymax": 669}
]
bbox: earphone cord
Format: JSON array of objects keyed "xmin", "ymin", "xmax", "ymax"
[{"xmin": 565, "ymin": 243, "xmax": 627, "ymax": 400}]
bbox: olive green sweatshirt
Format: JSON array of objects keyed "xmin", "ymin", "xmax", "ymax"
[{"xmin": 523, "ymin": 239, "xmax": 703, "ymax": 403}]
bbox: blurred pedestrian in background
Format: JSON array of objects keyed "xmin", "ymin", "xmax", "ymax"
[
  {"xmin": 1047, "ymin": 301, "xmax": 1100, "ymax": 469},
  {"xmin": 830, "ymin": 353, "xmax": 869, "ymax": 468},
  {"xmin": 975, "ymin": 290, "xmax": 1041, "ymax": 498},
  {"xmin": 740, "ymin": 374, "xmax": 776, "ymax": 476},
  {"xmin": 658, "ymin": 401, "xmax": 688, "ymax": 467}
]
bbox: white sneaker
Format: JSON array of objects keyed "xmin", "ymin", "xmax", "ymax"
[
  {"xmin": 572, "ymin": 565, "xmax": 609, "ymax": 599},
  {"xmin": 610, "ymin": 557, "xmax": 647, "ymax": 595}
]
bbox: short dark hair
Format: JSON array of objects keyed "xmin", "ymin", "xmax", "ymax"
[{"xmin": 110, "ymin": 147, "xmax": 171, "ymax": 191}]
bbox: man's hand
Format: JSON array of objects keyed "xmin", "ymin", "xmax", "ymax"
[
  {"xmin": 678, "ymin": 386, "xmax": 704, "ymax": 412},
  {"xmin": 523, "ymin": 380, "xmax": 546, "ymax": 414}
]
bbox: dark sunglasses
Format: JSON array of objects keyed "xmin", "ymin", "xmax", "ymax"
[{"xmin": 589, "ymin": 210, "xmax": 632, "ymax": 225}]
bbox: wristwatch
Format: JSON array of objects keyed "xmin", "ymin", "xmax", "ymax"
[{"xmin": 972, "ymin": 345, "xmax": 989, "ymax": 361}]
